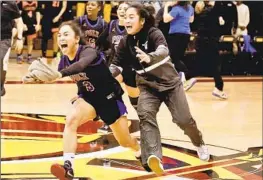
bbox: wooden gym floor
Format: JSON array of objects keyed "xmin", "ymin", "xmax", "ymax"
[{"xmin": 1, "ymin": 53, "xmax": 262, "ymax": 180}]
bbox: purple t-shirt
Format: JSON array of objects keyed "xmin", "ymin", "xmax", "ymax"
[{"xmin": 169, "ymin": 5, "xmax": 194, "ymax": 35}]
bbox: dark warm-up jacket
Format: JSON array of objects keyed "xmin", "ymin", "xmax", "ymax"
[{"xmin": 111, "ymin": 27, "xmax": 181, "ymax": 92}]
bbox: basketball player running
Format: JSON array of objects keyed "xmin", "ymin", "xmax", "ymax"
[
  {"xmin": 1, "ymin": 1, "xmax": 24, "ymax": 96},
  {"xmin": 110, "ymin": 3, "xmax": 210, "ymax": 175},
  {"xmin": 26, "ymin": 21, "xmax": 140, "ymax": 180}
]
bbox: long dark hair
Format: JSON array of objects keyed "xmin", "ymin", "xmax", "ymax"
[
  {"xmin": 177, "ymin": 1, "xmax": 190, "ymax": 10},
  {"xmin": 128, "ymin": 3, "xmax": 155, "ymax": 29},
  {"xmin": 58, "ymin": 21, "xmax": 86, "ymax": 45}
]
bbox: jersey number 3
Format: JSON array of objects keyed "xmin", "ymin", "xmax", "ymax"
[{"xmin": 83, "ymin": 81, "xmax": 95, "ymax": 92}]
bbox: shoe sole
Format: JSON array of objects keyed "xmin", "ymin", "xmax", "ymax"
[
  {"xmin": 197, "ymin": 153, "xmax": 210, "ymax": 162},
  {"xmin": 212, "ymin": 92, "xmax": 228, "ymax": 100},
  {"xmin": 97, "ymin": 129, "xmax": 112, "ymax": 134},
  {"xmin": 51, "ymin": 164, "xmax": 68, "ymax": 180},
  {"xmin": 147, "ymin": 155, "xmax": 164, "ymax": 176},
  {"xmin": 203, "ymin": 156, "xmax": 210, "ymax": 161}
]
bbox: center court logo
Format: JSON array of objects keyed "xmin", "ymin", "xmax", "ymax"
[{"xmin": 1, "ymin": 113, "xmax": 262, "ymax": 180}]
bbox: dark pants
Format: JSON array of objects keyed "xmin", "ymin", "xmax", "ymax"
[
  {"xmin": 168, "ymin": 33, "xmax": 192, "ymax": 80},
  {"xmin": 195, "ymin": 36, "xmax": 224, "ymax": 91},
  {"xmin": 137, "ymin": 84, "xmax": 204, "ymax": 165},
  {"xmin": 0, "ymin": 39, "xmax": 11, "ymax": 92}
]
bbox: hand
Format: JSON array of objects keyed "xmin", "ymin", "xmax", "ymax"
[
  {"xmin": 52, "ymin": 16, "xmax": 60, "ymax": 23},
  {"xmin": 15, "ymin": 39, "xmax": 23, "ymax": 52},
  {"xmin": 23, "ymin": 24, "xmax": 28, "ymax": 31},
  {"xmin": 219, "ymin": 16, "xmax": 225, "ymax": 26},
  {"xmin": 22, "ymin": 71, "xmax": 44, "ymax": 84},
  {"xmin": 28, "ymin": 59, "xmax": 62, "ymax": 82},
  {"xmin": 35, "ymin": 24, "xmax": 41, "ymax": 32},
  {"xmin": 135, "ymin": 46, "xmax": 151, "ymax": 64}
]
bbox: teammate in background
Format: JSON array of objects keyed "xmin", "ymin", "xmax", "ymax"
[
  {"xmin": 75, "ymin": 1, "xmax": 107, "ymax": 49},
  {"xmin": 97, "ymin": 1, "xmax": 140, "ymax": 133}
]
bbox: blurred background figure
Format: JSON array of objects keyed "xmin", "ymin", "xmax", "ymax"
[
  {"xmin": 16, "ymin": 0, "xmax": 40, "ymax": 64},
  {"xmin": 163, "ymin": 1, "xmax": 197, "ymax": 91},
  {"xmin": 194, "ymin": 1, "xmax": 228, "ymax": 99},
  {"xmin": 1, "ymin": 1, "xmax": 24, "ymax": 96},
  {"xmin": 38, "ymin": 0, "xmax": 67, "ymax": 60}
]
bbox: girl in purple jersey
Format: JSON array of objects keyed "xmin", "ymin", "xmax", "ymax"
[
  {"xmin": 75, "ymin": 1, "xmax": 107, "ymax": 49},
  {"xmin": 50, "ymin": 21, "xmax": 140, "ymax": 180},
  {"xmin": 98, "ymin": 2, "xmax": 141, "ymax": 133}
]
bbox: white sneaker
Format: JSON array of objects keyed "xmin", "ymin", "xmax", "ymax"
[
  {"xmin": 147, "ymin": 155, "xmax": 164, "ymax": 175},
  {"xmin": 212, "ymin": 88, "xmax": 228, "ymax": 100},
  {"xmin": 184, "ymin": 78, "xmax": 197, "ymax": 91},
  {"xmin": 197, "ymin": 145, "xmax": 210, "ymax": 161},
  {"xmin": 179, "ymin": 72, "xmax": 186, "ymax": 83}
]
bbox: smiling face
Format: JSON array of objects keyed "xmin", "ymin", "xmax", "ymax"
[
  {"xmin": 86, "ymin": 1, "xmax": 101, "ymax": 17},
  {"xmin": 57, "ymin": 25, "xmax": 80, "ymax": 56},
  {"xmin": 124, "ymin": 7, "xmax": 144, "ymax": 35},
  {"xmin": 117, "ymin": 3, "xmax": 129, "ymax": 21}
]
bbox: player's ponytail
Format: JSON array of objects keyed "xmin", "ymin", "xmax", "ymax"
[{"xmin": 128, "ymin": 3, "xmax": 155, "ymax": 29}]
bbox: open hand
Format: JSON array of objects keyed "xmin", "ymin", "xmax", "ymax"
[{"xmin": 135, "ymin": 46, "xmax": 151, "ymax": 64}]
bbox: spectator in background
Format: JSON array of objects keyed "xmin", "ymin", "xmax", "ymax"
[
  {"xmin": 155, "ymin": 4, "xmax": 171, "ymax": 40},
  {"xmin": 232, "ymin": 1, "xmax": 250, "ymax": 54},
  {"xmin": 194, "ymin": 1, "xmax": 227, "ymax": 99},
  {"xmin": 16, "ymin": 0, "xmax": 41, "ymax": 64},
  {"xmin": 38, "ymin": 0, "xmax": 67, "ymax": 60},
  {"xmin": 62, "ymin": 1, "xmax": 77, "ymax": 21},
  {"xmin": 218, "ymin": 1, "xmax": 238, "ymax": 36},
  {"xmin": 1, "ymin": 1, "xmax": 24, "ymax": 96},
  {"xmin": 163, "ymin": 1, "xmax": 197, "ymax": 92},
  {"xmin": 234, "ymin": 1, "xmax": 250, "ymax": 37}
]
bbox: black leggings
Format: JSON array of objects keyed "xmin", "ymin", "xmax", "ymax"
[
  {"xmin": 195, "ymin": 36, "xmax": 224, "ymax": 91},
  {"xmin": 41, "ymin": 37, "xmax": 49, "ymax": 58},
  {"xmin": 168, "ymin": 33, "xmax": 192, "ymax": 80}
]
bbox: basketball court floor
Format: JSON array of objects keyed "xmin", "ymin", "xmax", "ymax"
[{"xmin": 1, "ymin": 55, "xmax": 262, "ymax": 180}]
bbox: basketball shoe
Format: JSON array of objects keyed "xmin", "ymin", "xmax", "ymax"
[
  {"xmin": 98, "ymin": 124, "xmax": 112, "ymax": 133},
  {"xmin": 212, "ymin": 88, "xmax": 228, "ymax": 100},
  {"xmin": 196, "ymin": 144, "xmax": 210, "ymax": 161},
  {"xmin": 51, "ymin": 160, "xmax": 74, "ymax": 180},
  {"xmin": 147, "ymin": 155, "xmax": 164, "ymax": 175}
]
